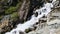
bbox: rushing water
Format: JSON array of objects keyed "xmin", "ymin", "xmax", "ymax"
[{"xmin": 5, "ymin": 0, "xmax": 56, "ymax": 34}]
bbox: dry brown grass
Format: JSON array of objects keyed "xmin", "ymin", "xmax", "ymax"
[{"xmin": 0, "ymin": 19, "xmax": 9, "ymax": 29}]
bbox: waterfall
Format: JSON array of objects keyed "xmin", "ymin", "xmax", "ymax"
[{"xmin": 5, "ymin": 0, "xmax": 56, "ymax": 34}]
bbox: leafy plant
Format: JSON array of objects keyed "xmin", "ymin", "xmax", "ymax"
[
  {"xmin": 10, "ymin": 12, "xmax": 19, "ymax": 21},
  {"xmin": 5, "ymin": 7, "xmax": 17, "ymax": 14}
]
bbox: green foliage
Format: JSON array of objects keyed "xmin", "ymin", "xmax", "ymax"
[
  {"xmin": 5, "ymin": 7, "xmax": 17, "ymax": 14},
  {"xmin": 0, "ymin": 0, "xmax": 23, "ymax": 22},
  {"xmin": 16, "ymin": 2, "xmax": 22, "ymax": 9},
  {"xmin": 11, "ymin": 12, "xmax": 18, "ymax": 18},
  {"xmin": 4, "ymin": 1, "xmax": 22, "ymax": 21},
  {"xmin": 10, "ymin": 12, "xmax": 19, "ymax": 21}
]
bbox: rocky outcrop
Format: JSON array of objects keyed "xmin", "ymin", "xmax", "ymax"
[
  {"xmin": 18, "ymin": 0, "xmax": 30, "ymax": 22},
  {"xmin": 27, "ymin": 2, "xmax": 60, "ymax": 34},
  {"xmin": 18, "ymin": 0, "xmax": 44, "ymax": 22},
  {"xmin": 28, "ymin": 19, "xmax": 60, "ymax": 34}
]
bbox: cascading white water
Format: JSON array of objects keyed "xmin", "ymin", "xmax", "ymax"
[{"xmin": 5, "ymin": 0, "xmax": 56, "ymax": 34}]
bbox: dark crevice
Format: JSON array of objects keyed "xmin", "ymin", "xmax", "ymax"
[{"xmin": 26, "ymin": 0, "xmax": 44, "ymax": 20}]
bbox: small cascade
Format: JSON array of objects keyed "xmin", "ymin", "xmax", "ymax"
[{"xmin": 5, "ymin": 0, "xmax": 56, "ymax": 34}]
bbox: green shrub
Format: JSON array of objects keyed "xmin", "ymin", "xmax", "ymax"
[
  {"xmin": 11, "ymin": 12, "xmax": 18, "ymax": 18},
  {"xmin": 16, "ymin": 2, "xmax": 22, "ymax": 9},
  {"xmin": 10, "ymin": 12, "xmax": 19, "ymax": 21},
  {"xmin": 5, "ymin": 7, "xmax": 17, "ymax": 14}
]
